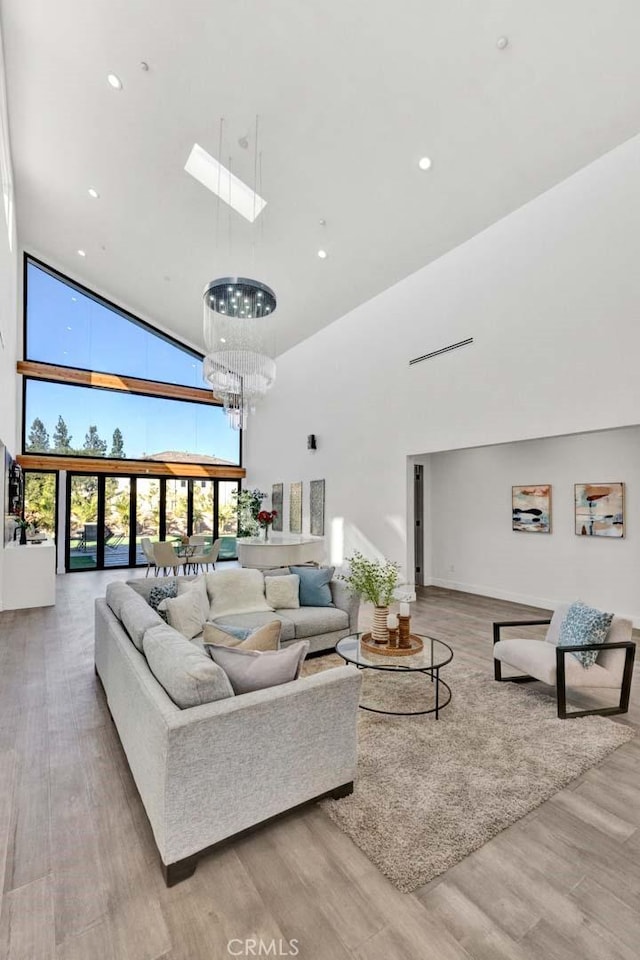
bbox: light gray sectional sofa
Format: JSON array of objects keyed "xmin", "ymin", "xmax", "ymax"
[{"xmin": 94, "ymin": 573, "xmax": 362, "ymax": 885}]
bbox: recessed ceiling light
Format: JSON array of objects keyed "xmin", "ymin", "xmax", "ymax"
[
  {"xmin": 77, "ymin": 249, "xmax": 86, "ymax": 257},
  {"xmin": 88, "ymin": 187, "xmax": 100, "ymax": 199},
  {"xmin": 184, "ymin": 143, "xmax": 267, "ymax": 222},
  {"xmin": 107, "ymin": 73, "xmax": 123, "ymax": 90},
  {"xmin": 496, "ymin": 36, "xmax": 509, "ymax": 50},
  {"xmin": 418, "ymin": 157, "xmax": 432, "ymax": 171},
  {"xmin": 317, "ymin": 249, "xmax": 328, "ymax": 259}
]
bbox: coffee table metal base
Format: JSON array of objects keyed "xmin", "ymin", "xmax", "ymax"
[{"xmin": 356, "ymin": 666, "xmax": 451, "ymax": 718}]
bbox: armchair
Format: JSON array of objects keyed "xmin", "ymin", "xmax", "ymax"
[{"xmin": 493, "ymin": 604, "xmax": 635, "ymax": 719}]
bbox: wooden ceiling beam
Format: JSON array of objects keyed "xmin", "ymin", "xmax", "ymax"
[
  {"xmin": 17, "ymin": 360, "xmax": 220, "ymax": 406},
  {"xmin": 17, "ymin": 454, "xmax": 245, "ymax": 479}
]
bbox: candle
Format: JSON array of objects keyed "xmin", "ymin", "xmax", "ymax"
[
  {"xmin": 399, "ymin": 602, "xmax": 410, "ymax": 617},
  {"xmin": 387, "ymin": 614, "xmax": 399, "ymax": 630}
]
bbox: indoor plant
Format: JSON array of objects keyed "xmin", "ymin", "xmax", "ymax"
[
  {"xmin": 340, "ymin": 551, "xmax": 401, "ymax": 644},
  {"xmin": 232, "ymin": 488, "xmax": 267, "ymax": 538},
  {"xmin": 13, "ymin": 516, "xmax": 31, "ymax": 546},
  {"xmin": 257, "ymin": 509, "xmax": 278, "ymax": 541}
]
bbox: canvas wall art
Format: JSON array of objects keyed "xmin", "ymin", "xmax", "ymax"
[
  {"xmin": 289, "ymin": 482, "xmax": 302, "ymax": 534},
  {"xmin": 271, "ymin": 483, "xmax": 283, "ymax": 531},
  {"xmin": 575, "ymin": 483, "xmax": 624, "ymax": 537},
  {"xmin": 310, "ymin": 479, "xmax": 325, "ymax": 536},
  {"xmin": 512, "ymin": 485, "xmax": 551, "ymax": 533}
]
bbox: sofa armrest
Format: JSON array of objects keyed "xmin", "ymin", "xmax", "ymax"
[
  {"xmin": 161, "ymin": 665, "xmax": 362, "ymax": 863},
  {"xmin": 493, "ymin": 619, "xmax": 551, "ymax": 645},
  {"xmin": 330, "ymin": 580, "xmax": 360, "ymax": 631}
]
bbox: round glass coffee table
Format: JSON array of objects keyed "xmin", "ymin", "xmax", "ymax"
[{"xmin": 336, "ymin": 633, "xmax": 453, "ymax": 718}]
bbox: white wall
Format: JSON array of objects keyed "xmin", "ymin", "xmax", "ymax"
[
  {"xmin": 245, "ymin": 132, "xmax": 640, "ymax": 582},
  {"xmin": 0, "ymin": 20, "xmax": 19, "ymax": 609},
  {"xmin": 429, "ymin": 426, "xmax": 640, "ymax": 623}
]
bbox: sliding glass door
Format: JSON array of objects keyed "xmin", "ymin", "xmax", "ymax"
[{"xmin": 65, "ymin": 474, "xmax": 239, "ymax": 571}]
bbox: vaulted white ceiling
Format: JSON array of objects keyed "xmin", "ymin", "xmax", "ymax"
[{"xmin": 2, "ymin": 0, "xmax": 640, "ymax": 356}]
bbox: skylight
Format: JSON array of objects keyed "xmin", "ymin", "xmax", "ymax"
[{"xmin": 184, "ymin": 143, "xmax": 267, "ymax": 223}]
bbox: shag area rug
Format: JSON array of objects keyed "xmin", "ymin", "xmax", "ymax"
[{"xmin": 303, "ymin": 655, "xmax": 635, "ymax": 893}]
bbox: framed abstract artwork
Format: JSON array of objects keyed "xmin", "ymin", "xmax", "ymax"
[
  {"xmin": 310, "ymin": 479, "xmax": 325, "ymax": 536},
  {"xmin": 289, "ymin": 482, "xmax": 302, "ymax": 534},
  {"xmin": 271, "ymin": 483, "xmax": 283, "ymax": 531},
  {"xmin": 512, "ymin": 485, "xmax": 551, "ymax": 533},
  {"xmin": 575, "ymin": 483, "xmax": 624, "ymax": 538}
]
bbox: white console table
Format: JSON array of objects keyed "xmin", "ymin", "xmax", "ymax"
[
  {"xmin": 3, "ymin": 539, "xmax": 56, "ymax": 610},
  {"xmin": 237, "ymin": 535, "xmax": 325, "ymax": 570}
]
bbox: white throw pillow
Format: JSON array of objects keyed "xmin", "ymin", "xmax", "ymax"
[
  {"xmin": 177, "ymin": 576, "xmax": 210, "ymax": 623},
  {"xmin": 158, "ymin": 588, "xmax": 204, "ymax": 640},
  {"xmin": 265, "ymin": 574, "xmax": 300, "ymax": 610},
  {"xmin": 205, "ymin": 568, "xmax": 273, "ymax": 619}
]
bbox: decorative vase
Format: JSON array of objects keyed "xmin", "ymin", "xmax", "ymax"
[
  {"xmin": 372, "ymin": 605, "xmax": 389, "ymax": 645},
  {"xmin": 398, "ymin": 614, "xmax": 412, "ymax": 649},
  {"xmin": 263, "ymin": 525, "xmax": 269, "ymax": 542},
  {"xmin": 19, "ymin": 528, "xmax": 27, "ymax": 545}
]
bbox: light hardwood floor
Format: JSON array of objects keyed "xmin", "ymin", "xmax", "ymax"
[{"xmin": 1, "ymin": 572, "xmax": 639, "ymax": 960}]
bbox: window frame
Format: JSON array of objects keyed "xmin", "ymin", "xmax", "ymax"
[
  {"xmin": 23, "ymin": 253, "xmax": 205, "ymax": 391},
  {"xmin": 21, "ymin": 253, "xmax": 244, "ymax": 470}
]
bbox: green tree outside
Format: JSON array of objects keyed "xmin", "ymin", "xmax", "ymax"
[
  {"xmin": 110, "ymin": 428, "xmax": 125, "ymax": 458},
  {"xmin": 27, "ymin": 418, "xmax": 50, "ymax": 452},
  {"xmin": 52, "ymin": 416, "xmax": 73, "ymax": 453},
  {"xmin": 83, "ymin": 425, "xmax": 108, "ymax": 456}
]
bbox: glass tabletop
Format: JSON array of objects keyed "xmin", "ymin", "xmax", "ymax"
[{"xmin": 336, "ymin": 633, "xmax": 453, "ymax": 672}]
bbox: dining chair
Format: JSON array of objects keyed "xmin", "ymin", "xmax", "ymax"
[
  {"xmin": 191, "ymin": 538, "xmax": 221, "ymax": 573},
  {"xmin": 153, "ymin": 541, "xmax": 187, "ymax": 577},
  {"xmin": 140, "ymin": 537, "xmax": 158, "ymax": 577}
]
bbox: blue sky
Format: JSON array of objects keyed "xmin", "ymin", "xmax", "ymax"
[
  {"xmin": 26, "ymin": 263, "xmax": 240, "ymax": 463},
  {"xmin": 25, "ymin": 380, "xmax": 240, "ymax": 463},
  {"xmin": 27, "ymin": 262, "xmax": 203, "ymax": 387}
]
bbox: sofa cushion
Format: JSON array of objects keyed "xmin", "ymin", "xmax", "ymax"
[
  {"xmin": 494, "ymin": 638, "xmax": 619, "ymax": 689},
  {"xmin": 205, "ymin": 569, "xmax": 273, "ymax": 619},
  {"xmin": 119, "ymin": 594, "xmax": 165, "ymax": 652},
  {"xmin": 106, "ymin": 581, "xmax": 135, "ymax": 620},
  {"xmin": 206, "ymin": 640, "xmax": 309, "ymax": 695},
  {"xmin": 177, "ymin": 576, "xmax": 210, "ymax": 624},
  {"xmin": 158, "ymin": 588, "xmax": 205, "ymax": 641},
  {"xmin": 202, "ymin": 620, "xmax": 281, "ymax": 651},
  {"xmin": 143, "ymin": 624, "xmax": 234, "ymax": 708},
  {"xmin": 281, "ymin": 606, "xmax": 349, "ymax": 639},
  {"xmin": 212, "ymin": 611, "xmax": 296, "ymax": 643},
  {"xmin": 265, "ymin": 574, "xmax": 300, "ymax": 610},
  {"xmin": 557, "ymin": 601, "xmax": 614, "ymax": 668}
]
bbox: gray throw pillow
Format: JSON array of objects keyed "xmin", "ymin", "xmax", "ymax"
[
  {"xmin": 206, "ymin": 640, "xmax": 310, "ymax": 695},
  {"xmin": 143, "ymin": 624, "xmax": 234, "ymax": 708},
  {"xmin": 148, "ymin": 580, "xmax": 178, "ymax": 621}
]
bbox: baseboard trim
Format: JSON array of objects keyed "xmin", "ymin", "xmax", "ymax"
[{"xmin": 427, "ymin": 578, "xmax": 640, "ymax": 628}]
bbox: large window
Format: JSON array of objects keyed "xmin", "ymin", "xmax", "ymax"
[
  {"xmin": 22, "ymin": 256, "xmax": 241, "ymax": 467},
  {"xmin": 24, "ymin": 379, "xmax": 240, "ymax": 465},
  {"xmin": 26, "ymin": 259, "xmax": 204, "ymax": 387}
]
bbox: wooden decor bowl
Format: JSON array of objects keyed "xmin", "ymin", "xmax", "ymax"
[{"xmin": 360, "ymin": 632, "xmax": 424, "ymax": 657}]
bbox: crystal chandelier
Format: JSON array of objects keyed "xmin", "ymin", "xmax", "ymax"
[
  {"xmin": 201, "ymin": 115, "xmax": 277, "ymax": 431},
  {"xmin": 203, "ymin": 276, "xmax": 277, "ymax": 430}
]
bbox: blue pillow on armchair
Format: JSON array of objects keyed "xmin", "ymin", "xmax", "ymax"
[
  {"xmin": 558, "ymin": 601, "xmax": 613, "ymax": 668},
  {"xmin": 289, "ymin": 566, "xmax": 335, "ymax": 607}
]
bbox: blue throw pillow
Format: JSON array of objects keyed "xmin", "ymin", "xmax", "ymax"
[
  {"xmin": 558, "ymin": 601, "xmax": 613, "ymax": 668},
  {"xmin": 214, "ymin": 623, "xmax": 252, "ymax": 641},
  {"xmin": 148, "ymin": 581, "xmax": 178, "ymax": 622},
  {"xmin": 289, "ymin": 566, "xmax": 335, "ymax": 607}
]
